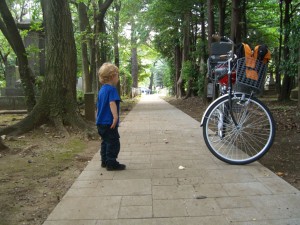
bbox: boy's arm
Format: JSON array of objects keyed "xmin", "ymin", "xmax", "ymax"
[{"xmin": 109, "ymin": 101, "xmax": 118, "ymax": 129}]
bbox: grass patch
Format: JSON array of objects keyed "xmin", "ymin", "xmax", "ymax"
[{"xmin": 0, "ymin": 135, "xmax": 88, "ymax": 225}]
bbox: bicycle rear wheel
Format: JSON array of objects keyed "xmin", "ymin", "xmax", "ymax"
[{"xmin": 202, "ymin": 93, "xmax": 275, "ymax": 165}]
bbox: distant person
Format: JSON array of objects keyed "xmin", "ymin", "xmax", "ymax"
[{"xmin": 96, "ymin": 63, "xmax": 126, "ymax": 171}]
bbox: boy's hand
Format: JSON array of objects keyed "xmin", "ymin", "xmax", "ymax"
[
  {"xmin": 111, "ymin": 117, "xmax": 118, "ymax": 129},
  {"xmin": 110, "ymin": 101, "xmax": 118, "ymax": 129}
]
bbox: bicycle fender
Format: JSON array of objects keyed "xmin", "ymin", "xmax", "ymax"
[
  {"xmin": 200, "ymin": 92, "xmax": 245, "ymax": 127},
  {"xmin": 200, "ymin": 94, "xmax": 229, "ymax": 127}
]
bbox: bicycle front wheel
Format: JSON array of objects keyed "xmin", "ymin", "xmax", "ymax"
[{"xmin": 202, "ymin": 93, "xmax": 275, "ymax": 165}]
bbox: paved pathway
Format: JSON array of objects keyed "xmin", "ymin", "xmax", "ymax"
[{"xmin": 43, "ymin": 95, "xmax": 300, "ymax": 225}]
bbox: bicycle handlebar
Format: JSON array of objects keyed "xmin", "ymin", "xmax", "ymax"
[{"xmin": 220, "ymin": 36, "xmax": 233, "ymax": 44}]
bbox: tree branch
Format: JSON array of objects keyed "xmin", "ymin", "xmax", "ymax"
[
  {"xmin": 99, "ymin": 0, "xmax": 114, "ymax": 12},
  {"xmin": 0, "ymin": 17, "xmax": 16, "ymax": 53}
]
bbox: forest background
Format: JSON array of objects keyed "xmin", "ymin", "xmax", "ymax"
[
  {"xmin": 0, "ymin": 0, "xmax": 299, "ymax": 114},
  {"xmin": 0, "ymin": 1, "xmax": 299, "ymax": 224}
]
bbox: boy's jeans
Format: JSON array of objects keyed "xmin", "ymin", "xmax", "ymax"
[{"xmin": 97, "ymin": 125, "xmax": 120, "ymax": 167}]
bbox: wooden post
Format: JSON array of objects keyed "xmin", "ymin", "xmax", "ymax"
[
  {"xmin": 85, "ymin": 92, "xmax": 95, "ymax": 121},
  {"xmin": 298, "ymin": 46, "xmax": 300, "ymax": 108}
]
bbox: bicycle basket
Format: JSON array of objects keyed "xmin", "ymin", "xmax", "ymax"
[{"xmin": 235, "ymin": 57, "xmax": 268, "ymax": 94}]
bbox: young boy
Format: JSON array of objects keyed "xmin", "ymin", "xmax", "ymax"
[{"xmin": 96, "ymin": 63, "xmax": 126, "ymax": 171}]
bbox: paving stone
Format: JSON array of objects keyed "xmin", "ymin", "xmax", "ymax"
[
  {"xmin": 216, "ymin": 196, "xmax": 253, "ymax": 209},
  {"xmin": 222, "ymin": 206, "xmax": 268, "ymax": 222},
  {"xmin": 152, "ymin": 185, "xmax": 195, "ymax": 199},
  {"xmin": 47, "ymin": 196, "xmax": 121, "ymax": 220},
  {"xmin": 257, "ymin": 177, "xmax": 299, "ymax": 194},
  {"xmin": 185, "ymin": 198, "xmax": 222, "ymax": 217},
  {"xmin": 43, "ymin": 220, "xmax": 97, "ymax": 225},
  {"xmin": 153, "ymin": 199, "xmax": 188, "ymax": 217},
  {"xmin": 71, "ymin": 180, "xmax": 100, "ymax": 189},
  {"xmin": 118, "ymin": 206, "xmax": 152, "ymax": 219},
  {"xmin": 152, "ymin": 178, "xmax": 178, "ymax": 186},
  {"xmin": 121, "ymin": 195, "xmax": 152, "ymax": 206},
  {"xmin": 112, "ymin": 169, "xmax": 152, "ymax": 180},
  {"xmin": 193, "ymin": 183, "xmax": 229, "ymax": 197},
  {"xmin": 76, "ymin": 171, "xmax": 114, "ymax": 181},
  {"xmin": 230, "ymin": 218, "xmax": 300, "ymax": 225},
  {"xmin": 167, "ymin": 216, "xmax": 230, "ymax": 225},
  {"xmin": 247, "ymin": 194, "xmax": 300, "ymax": 220},
  {"xmin": 43, "ymin": 95, "xmax": 300, "ymax": 225},
  {"xmin": 98, "ymin": 179, "xmax": 152, "ymax": 196},
  {"xmin": 222, "ymin": 182, "xmax": 272, "ymax": 196},
  {"xmin": 201, "ymin": 169, "xmax": 257, "ymax": 184}
]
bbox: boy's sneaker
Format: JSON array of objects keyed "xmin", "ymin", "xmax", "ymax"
[{"xmin": 106, "ymin": 164, "xmax": 126, "ymax": 171}]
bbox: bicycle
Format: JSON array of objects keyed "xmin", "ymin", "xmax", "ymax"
[{"xmin": 200, "ymin": 37, "xmax": 276, "ymax": 165}]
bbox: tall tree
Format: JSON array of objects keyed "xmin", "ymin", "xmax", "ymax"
[
  {"xmin": 0, "ymin": 0, "xmax": 36, "ymax": 111},
  {"xmin": 277, "ymin": 0, "xmax": 284, "ymax": 94},
  {"xmin": 113, "ymin": 0, "xmax": 121, "ymax": 94},
  {"xmin": 77, "ymin": 1, "xmax": 93, "ymax": 93},
  {"xmin": 230, "ymin": 0, "xmax": 242, "ymax": 44},
  {"xmin": 131, "ymin": 18, "xmax": 138, "ymax": 88},
  {"xmin": 218, "ymin": 0, "xmax": 226, "ymax": 36},
  {"xmin": 298, "ymin": 45, "xmax": 300, "ymax": 108},
  {"xmin": 207, "ymin": 0, "xmax": 214, "ymax": 55},
  {"xmin": 95, "ymin": 0, "xmax": 113, "ymax": 92},
  {"xmin": 279, "ymin": 0, "xmax": 293, "ymax": 101},
  {"xmin": 0, "ymin": 0, "xmax": 90, "ymax": 136},
  {"xmin": 177, "ymin": 11, "xmax": 190, "ymax": 98}
]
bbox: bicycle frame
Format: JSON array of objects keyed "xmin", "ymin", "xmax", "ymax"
[
  {"xmin": 201, "ymin": 37, "xmax": 275, "ymax": 165},
  {"xmin": 202, "ymin": 36, "xmax": 255, "ymax": 128}
]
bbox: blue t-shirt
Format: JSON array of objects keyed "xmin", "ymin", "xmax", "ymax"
[{"xmin": 96, "ymin": 84, "xmax": 120, "ymax": 126}]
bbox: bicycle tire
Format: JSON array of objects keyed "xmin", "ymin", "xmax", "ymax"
[{"xmin": 202, "ymin": 93, "xmax": 275, "ymax": 165}]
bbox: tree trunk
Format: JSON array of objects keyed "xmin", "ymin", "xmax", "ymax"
[
  {"xmin": 113, "ymin": 0, "xmax": 121, "ymax": 95},
  {"xmin": 207, "ymin": 0, "xmax": 214, "ymax": 56},
  {"xmin": 91, "ymin": 4, "xmax": 98, "ymax": 93},
  {"xmin": 0, "ymin": 1, "xmax": 36, "ymax": 111},
  {"xmin": 184, "ymin": 78, "xmax": 193, "ymax": 99},
  {"xmin": 131, "ymin": 18, "xmax": 138, "ymax": 89},
  {"xmin": 199, "ymin": 4, "xmax": 207, "ymax": 97},
  {"xmin": 241, "ymin": 0, "xmax": 247, "ymax": 40},
  {"xmin": 92, "ymin": 0, "xmax": 113, "ymax": 93},
  {"xmin": 185, "ymin": 11, "xmax": 197, "ymax": 99},
  {"xmin": 298, "ymin": 46, "xmax": 300, "ymax": 108},
  {"xmin": 149, "ymin": 71, "xmax": 154, "ymax": 93},
  {"xmin": 279, "ymin": 0, "xmax": 292, "ymax": 101},
  {"xmin": 230, "ymin": 0, "xmax": 242, "ymax": 44},
  {"xmin": 98, "ymin": 0, "xmax": 113, "ymax": 65},
  {"xmin": 218, "ymin": 0, "xmax": 226, "ymax": 36},
  {"xmin": 78, "ymin": 2, "xmax": 92, "ymax": 93},
  {"xmin": 205, "ymin": 0, "xmax": 214, "ymax": 102},
  {"xmin": 177, "ymin": 12, "xmax": 190, "ymax": 99},
  {"xmin": 276, "ymin": 1, "xmax": 284, "ymax": 95},
  {"xmin": 174, "ymin": 44, "xmax": 182, "ymax": 98},
  {"xmin": 0, "ymin": 0, "xmax": 91, "ymax": 137}
]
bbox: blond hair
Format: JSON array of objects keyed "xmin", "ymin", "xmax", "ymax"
[{"xmin": 98, "ymin": 63, "xmax": 119, "ymax": 84}]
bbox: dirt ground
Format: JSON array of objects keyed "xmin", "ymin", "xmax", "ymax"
[
  {"xmin": 163, "ymin": 96, "xmax": 300, "ymax": 190},
  {"xmin": 0, "ymin": 96, "xmax": 299, "ymax": 225},
  {"xmin": 0, "ymin": 99, "xmax": 136, "ymax": 225}
]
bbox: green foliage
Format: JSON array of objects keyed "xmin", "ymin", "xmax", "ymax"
[
  {"xmin": 119, "ymin": 66, "xmax": 132, "ymax": 96},
  {"xmin": 182, "ymin": 61, "xmax": 194, "ymax": 80},
  {"xmin": 282, "ymin": 14, "xmax": 300, "ymax": 77},
  {"xmin": 30, "ymin": 21, "xmax": 43, "ymax": 32},
  {"xmin": 0, "ymin": 80, "xmax": 6, "ymax": 89},
  {"xmin": 34, "ymin": 75, "xmax": 44, "ymax": 92},
  {"xmin": 246, "ymin": 0, "xmax": 280, "ymax": 47},
  {"xmin": 77, "ymin": 89, "xmax": 84, "ymax": 103},
  {"xmin": 197, "ymin": 74, "xmax": 205, "ymax": 97},
  {"xmin": 3, "ymin": 0, "xmax": 297, "ymax": 100}
]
